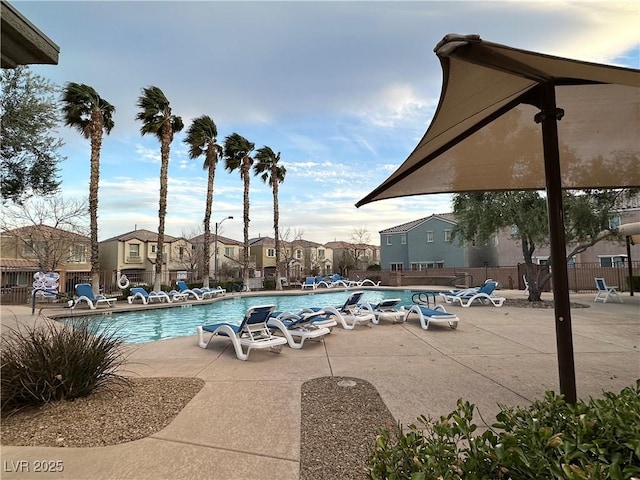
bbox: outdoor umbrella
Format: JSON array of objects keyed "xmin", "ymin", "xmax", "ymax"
[{"xmin": 356, "ymin": 34, "xmax": 640, "ymax": 403}]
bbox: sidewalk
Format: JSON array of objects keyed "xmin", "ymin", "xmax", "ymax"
[{"xmin": 1, "ymin": 290, "xmax": 639, "ymax": 479}]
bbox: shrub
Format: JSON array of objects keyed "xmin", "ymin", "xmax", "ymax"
[
  {"xmin": 1, "ymin": 318, "xmax": 130, "ymax": 414},
  {"xmin": 263, "ymin": 278, "xmax": 276, "ymax": 290},
  {"xmin": 369, "ymin": 380, "xmax": 640, "ymax": 479}
]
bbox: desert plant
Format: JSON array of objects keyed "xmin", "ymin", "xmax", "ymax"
[
  {"xmin": 369, "ymin": 381, "xmax": 640, "ymax": 479},
  {"xmin": 1, "ymin": 318, "xmax": 130, "ymax": 414}
]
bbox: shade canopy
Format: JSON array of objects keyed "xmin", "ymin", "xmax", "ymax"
[
  {"xmin": 619, "ymin": 222, "xmax": 640, "ymax": 245},
  {"xmin": 357, "ymin": 34, "xmax": 640, "ymax": 403},
  {"xmin": 356, "ymin": 34, "xmax": 639, "ymax": 207}
]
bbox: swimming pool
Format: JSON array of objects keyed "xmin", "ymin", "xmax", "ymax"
[{"xmin": 62, "ymin": 289, "xmax": 441, "ymax": 343}]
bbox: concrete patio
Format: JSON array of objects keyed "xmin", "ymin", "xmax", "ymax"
[{"xmin": 1, "ymin": 289, "xmax": 638, "ymax": 479}]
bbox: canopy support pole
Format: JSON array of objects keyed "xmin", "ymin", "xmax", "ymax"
[
  {"xmin": 535, "ymin": 83, "xmax": 577, "ymax": 404},
  {"xmin": 626, "ymin": 236, "xmax": 634, "ymax": 296}
]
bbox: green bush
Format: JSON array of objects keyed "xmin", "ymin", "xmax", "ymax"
[
  {"xmin": 263, "ymin": 278, "xmax": 276, "ymax": 290},
  {"xmin": 1, "ymin": 318, "xmax": 130, "ymax": 414},
  {"xmin": 369, "ymin": 380, "xmax": 640, "ymax": 479}
]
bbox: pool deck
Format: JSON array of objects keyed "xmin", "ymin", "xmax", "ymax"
[{"xmin": 1, "ymin": 287, "xmax": 639, "ymax": 479}]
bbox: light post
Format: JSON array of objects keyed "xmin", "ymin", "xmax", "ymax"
[{"xmin": 214, "ymin": 216, "xmax": 233, "ymax": 282}]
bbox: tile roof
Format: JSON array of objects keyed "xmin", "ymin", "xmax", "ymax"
[
  {"xmin": 380, "ymin": 213, "xmax": 456, "ymax": 234},
  {"xmin": 100, "ymin": 229, "xmax": 178, "ymax": 243}
]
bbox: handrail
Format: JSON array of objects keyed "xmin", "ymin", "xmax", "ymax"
[
  {"xmin": 31, "ymin": 288, "xmax": 72, "ymax": 315},
  {"xmin": 411, "ymin": 291, "xmax": 439, "ymax": 308}
]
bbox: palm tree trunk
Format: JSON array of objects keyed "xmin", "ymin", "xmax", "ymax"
[
  {"xmin": 273, "ymin": 173, "xmax": 282, "ymax": 291},
  {"xmin": 242, "ymin": 157, "xmax": 251, "ymax": 291},
  {"xmin": 155, "ymin": 124, "xmax": 171, "ymax": 292},
  {"xmin": 202, "ymin": 164, "xmax": 215, "ymax": 289},
  {"xmin": 89, "ymin": 109, "xmax": 102, "ymax": 294}
]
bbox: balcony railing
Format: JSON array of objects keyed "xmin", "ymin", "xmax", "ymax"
[{"xmin": 126, "ymin": 256, "xmax": 142, "ymax": 263}]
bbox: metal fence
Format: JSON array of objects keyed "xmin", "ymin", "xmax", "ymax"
[
  {"xmin": 2, "ymin": 262, "xmax": 637, "ymax": 305},
  {"xmin": 350, "ymin": 261, "xmax": 639, "ymax": 293}
]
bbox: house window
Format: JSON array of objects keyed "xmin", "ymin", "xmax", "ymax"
[
  {"xmin": 318, "ymin": 249, "xmax": 325, "ymax": 259},
  {"xmin": 426, "ymin": 231, "xmax": 434, "ymax": 243},
  {"xmin": 444, "ymin": 230, "xmax": 452, "ymax": 242},
  {"xmin": 267, "ymin": 248, "xmax": 275, "ymax": 257},
  {"xmin": 129, "ymin": 244, "xmax": 140, "ymax": 257},
  {"xmin": 599, "ymin": 255, "xmax": 626, "ymax": 267},
  {"xmin": 400, "ymin": 234, "xmax": 407, "ymax": 245},
  {"xmin": 386, "ymin": 235, "xmax": 392, "ymax": 245},
  {"xmin": 69, "ymin": 244, "xmax": 87, "ymax": 263},
  {"xmin": 390, "ymin": 263, "xmax": 403, "ymax": 271},
  {"xmin": 178, "ymin": 246, "xmax": 185, "ymax": 260},
  {"xmin": 22, "ymin": 242, "xmax": 38, "ymax": 257},
  {"xmin": 609, "ymin": 215, "xmax": 621, "ymax": 229},
  {"xmin": 151, "ymin": 245, "xmax": 166, "ymax": 254},
  {"xmin": 295, "ymin": 249, "xmax": 302, "ymax": 260},
  {"xmin": 224, "ymin": 247, "xmax": 234, "ymax": 256}
]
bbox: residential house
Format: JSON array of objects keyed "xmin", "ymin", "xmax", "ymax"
[
  {"xmin": 99, "ymin": 229, "xmax": 193, "ymax": 288},
  {"xmin": 190, "ymin": 233, "xmax": 243, "ymax": 281},
  {"xmin": 249, "ymin": 236, "xmax": 279, "ymax": 280},
  {"xmin": 0, "ymin": 225, "xmax": 90, "ymax": 292},
  {"xmin": 324, "ymin": 240, "xmax": 380, "ymax": 276},
  {"xmin": 382, "ymin": 202, "xmax": 640, "ymax": 272},
  {"xmin": 287, "ymin": 239, "xmax": 333, "ymax": 280},
  {"xmin": 379, "ymin": 214, "xmax": 469, "ymax": 270}
]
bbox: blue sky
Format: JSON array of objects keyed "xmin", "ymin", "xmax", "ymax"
[{"xmin": 16, "ymin": 1, "xmax": 640, "ymax": 244}]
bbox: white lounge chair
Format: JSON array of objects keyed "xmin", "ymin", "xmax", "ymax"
[
  {"xmin": 302, "ymin": 291, "xmax": 375, "ymax": 330},
  {"xmin": 594, "ymin": 277, "xmax": 623, "ymax": 303},
  {"xmin": 196, "ymin": 304, "xmax": 287, "ymax": 360},
  {"xmin": 177, "ymin": 280, "xmax": 215, "ymax": 300},
  {"xmin": 362, "ymin": 298, "xmax": 406, "ymax": 324},
  {"xmin": 71, "ymin": 283, "xmax": 117, "ymax": 310},
  {"xmin": 403, "ymin": 304, "xmax": 459, "ymax": 330},
  {"xmin": 267, "ymin": 309, "xmax": 333, "ymax": 349},
  {"xmin": 127, "ymin": 287, "xmax": 171, "ymax": 305},
  {"xmin": 441, "ymin": 281, "xmax": 505, "ymax": 307},
  {"xmin": 301, "ymin": 276, "xmax": 317, "ymax": 290}
]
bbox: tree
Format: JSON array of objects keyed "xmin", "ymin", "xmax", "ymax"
[
  {"xmin": 279, "ymin": 227, "xmax": 304, "ymax": 281},
  {"xmin": 61, "ymin": 83, "xmax": 115, "ymax": 294},
  {"xmin": 452, "ymin": 190, "xmax": 630, "ymax": 301},
  {"xmin": 223, "ymin": 133, "xmax": 255, "ymax": 290},
  {"xmin": 135, "ymin": 86, "xmax": 184, "ymax": 291},
  {"xmin": 183, "ymin": 115, "xmax": 223, "ymax": 288},
  {"xmin": 254, "ymin": 146, "xmax": 287, "ymax": 290},
  {"xmin": 1, "ymin": 66, "xmax": 64, "ymax": 203},
  {"xmin": 1, "ymin": 196, "xmax": 89, "ymax": 272}
]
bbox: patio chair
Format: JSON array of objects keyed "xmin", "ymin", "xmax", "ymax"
[
  {"xmin": 176, "ymin": 280, "xmax": 215, "ymax": 300},
  {"xmin": 361, "ymin": 298, "xmax": 407, "ymax": 324},
  {"xmin": 71, "ymin": 283, "xmax": 117, "ymax": 310},
  {"xmin": 301, "ymin": 291, "xmax": 375, "ymax": 329},
  {"xmin": 441, "ymin": 280, "xmax": 505, "ymax": 307},
  {"xmin": 267, "ymin": 309, "xmax": 333, "ymax": 349},
  {"xmin": 594, "ymin": 277, "xmax": 623, "ymax": 303},
  {"xmin": 127, "ymin": 287, "xmax": 171, "ymax": 305},
  {"xmin": 196, "ymin": 304, "xmax": 287, "ymax": 360},
  {"xmin": 402, "ymin": 304, "xmax": 459, "ymax": 330},
  {"xmin": 301, "ymin": 276, "xmax": 317, "ymax": 290}
]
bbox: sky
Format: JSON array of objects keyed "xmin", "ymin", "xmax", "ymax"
[{"xmin": 14, "ymin": 0, "xmax": 640, "ymax": 245}]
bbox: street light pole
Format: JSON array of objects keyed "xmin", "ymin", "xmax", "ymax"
[{"xmin": 214, "ymin": 216, "xmax": 233, "ymax": 282}]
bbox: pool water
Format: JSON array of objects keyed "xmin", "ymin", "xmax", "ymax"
[{"xmin": 63, "ymin": 289, "xmax": 440, "ymax": 343}]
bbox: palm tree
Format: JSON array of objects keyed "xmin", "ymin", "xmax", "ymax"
[
  {"xmin": 135, "ymin": 86, "xmax": 183, "ymax": 292},
  {"xmin": 183, "ymin": 115, "xmax": 222, "ymax": 288},
  {"xmin": 223, "ymin": 133, "xmax": 255, "ymax": 290},
  {"xmin": 61, "ymin": 83, "xmax": 115, "ymax": 294},
  {"xmin": 254, "ymin": 146, "xmax": 286, "ymax": 290}
]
